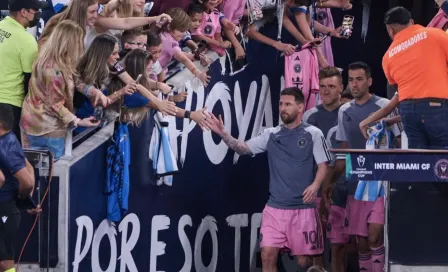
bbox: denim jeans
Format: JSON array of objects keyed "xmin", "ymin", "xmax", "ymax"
[
  {"xmin": 400, "ymin": 99, "xmax": 448, "ymax": 149},
  {"xmin": 27, "ymin": 135, "xmax": 65, "ymax": 159}
]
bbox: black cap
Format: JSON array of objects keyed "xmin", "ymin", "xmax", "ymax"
[
  {"xmin": 384, "ymin": 6, "xmax": 412, "ymax": 25},
  {"xmin": 8, "ymin": 0, "xmax": 49, "ymax": 11}
]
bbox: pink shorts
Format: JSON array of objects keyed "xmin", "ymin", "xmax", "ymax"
[
  {"xmin": 260, "ymin": 206, "xmax": 324, "ymax": 256},
  {"xmin": 327, "ymin": 205, "xmax": 350, "ymax": 244},
  {"xmin": 344, "ymin": 195, "xmax": 385, "ymax": 237}
]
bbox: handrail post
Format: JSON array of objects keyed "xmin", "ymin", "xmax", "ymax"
[{"xmin": 60, "ymin": 129, "xmax": 74, "ymax": 160}]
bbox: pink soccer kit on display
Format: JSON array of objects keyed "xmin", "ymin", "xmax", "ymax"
[
  {"xmin": 316, "ymin": 8, "xmax": 335, "ymax": 66},
  {"xmin": 285, "ymin": 48, "xmax": 321, "ymax": 111}
]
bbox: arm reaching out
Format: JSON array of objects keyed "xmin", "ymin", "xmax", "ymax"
[
  {"xmin": 206, "ymin": 114, "xmax": 253, "ymax": 155},
  {"xmin": 359, "ymin": 94, "xmax": 400, "ymax": 139},
  {"xmin": 221, "ymin": 130, "xmax": 253, "ymax": 155}
]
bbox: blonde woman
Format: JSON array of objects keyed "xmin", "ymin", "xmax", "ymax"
[
  {"xmin": 38, "ymin": 0, "xmax": 170, "ymax": 49},
  {"xmin": 20, "ymin": 20, "xmax": 100, "ymax": 159}
]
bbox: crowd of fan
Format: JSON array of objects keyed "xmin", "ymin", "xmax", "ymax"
[
  {"xmin": 0, "ymin": 0, "xmax": 356, "ymax": 160},
  {"xmin": 0, "ymin": 0, "xmax": 356, "ymax": 271}
]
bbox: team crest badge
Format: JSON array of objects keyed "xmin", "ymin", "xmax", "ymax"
[
  {"xmin": 435, "ymin": 159, "xmax": 448, "ymax": 180},
  {"xmin": 294, "ymin": 64, "xmax": 301, "ymax": 73},
  {"xmin": 297, "ymin": 138, "xmax": 307, "ymax": 148},
  {"xmin": 204, "ymin": 25, "xmax": 213, "ymax": 35},
  {"xmin": 317, "ymin": 11, "xmax": 328, "ymax": 21}
]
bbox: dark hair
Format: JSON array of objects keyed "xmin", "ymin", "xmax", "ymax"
[
  {"xmin": 0, "ymin": 104, "xmax": 14, "ymax": 131},
  {"xmin": 341, "ymin": 88, "xmax": 354, "ymax": 99},
  {"xmin": 77, "ymin": 34, "xmax": 117, "ymax": 87},
  {"xmin": 348, "ymin": 61, "xmax": 372, "ymax": 78},
  {"xmin": 108, "ymin": 49, "xmax": 151, "ymax": 93},
  {"xmin": 384, "ymin": 6, "xmax": 411, "ymax": 25},
  {"xmin": 281, "ymin": 87, "xmax": 304, "ymax": 104},
  {"xmin": 107, "ymin": 49, "xmax": 151, "ymax": 126},
  {"xmin": 121, "ymin": 28, "xmax": 146, "ymax": 48},
  {"xmin": 146, "ymin": 30, "xmax": 162, "ymax": 47},
  {"xmin": 187, "ymin": 2, "xmax": 204, "ymax": 16},
  {"xmin": 318, "ymin": 67, "xmax": 343, "ymax": 84}
]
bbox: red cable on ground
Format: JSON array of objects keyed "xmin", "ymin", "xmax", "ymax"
[{"xmin": 16, "ymin": 157, "xmax": 54, "ymax": 271}]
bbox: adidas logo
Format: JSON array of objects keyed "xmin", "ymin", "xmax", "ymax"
[
  {"xmin": 207, "ymin": 18, "xmax": 212, "ymax": 22},
  {"xmin": 294, "ymin": 56, "xmax": 300, "ymax": 61},
  {"xmin": 310, "ymin": 245, "xmax": 317, "ymax": 250},
  {"xmin": 1, "ymin": 216, "xmax": 7, "ymax": 223}
]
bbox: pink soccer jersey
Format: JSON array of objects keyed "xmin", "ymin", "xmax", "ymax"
[
  {"xmin": 159, "ymin": 32, "xmax": 182, "ymax": 69},
  {"xmin": 316, "ymin": 8, "xmax": 335, "ymax": 67},
  {"xmin": 192, "ymin": 8, "xmax": 221, "ymax": 38},
  {"xmin": 221, "ymin": 0, "xmax": 245, "ymax": 24},
  {"xmin": 284, "ymin": 48, "xmax": 321, "ymax": 111}
]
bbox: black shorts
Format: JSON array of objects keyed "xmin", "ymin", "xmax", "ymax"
[{"xmin": 0, "ymin": 201, "xmax": 21, "ymax": 261}]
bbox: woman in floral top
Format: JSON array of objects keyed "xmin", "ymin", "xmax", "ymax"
[{"xmin": 20, "ymin": 20, "xmax": 101, "ymax": 159}]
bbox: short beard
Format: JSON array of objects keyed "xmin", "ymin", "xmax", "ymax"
[{"xmin": 281, "ymin": 112, "xmax": 299, "ymax": 124}]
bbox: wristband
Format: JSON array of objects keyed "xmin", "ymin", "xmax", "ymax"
[
  {"xmin": 111, "ymin": 61, "xmax": 125, "ymax": 75},
  {"xmin": 184, "ymin": 110, "xmax": 191, "ymax": 119}
]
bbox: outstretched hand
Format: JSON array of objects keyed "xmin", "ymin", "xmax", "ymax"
[
  {"xmin": 205, "ymin": 113, "xmax": 225, "ymax": 135},
  {"xmin": 190, "ymin": 107, "xmax": 211, "ymax": 131}
]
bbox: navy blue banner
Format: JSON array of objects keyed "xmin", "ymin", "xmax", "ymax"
[
  {"xmin": 346, "ymin": 153, "xmax": 448, "ymax": 182},
  {"xmin": 67, "ymin": 26, "xmax": 295, "ymax": 271}
]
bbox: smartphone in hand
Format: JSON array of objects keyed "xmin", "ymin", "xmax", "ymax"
[{"xmin": 341, "ymin": 15, "xmax": 354, "ymax": 37}]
